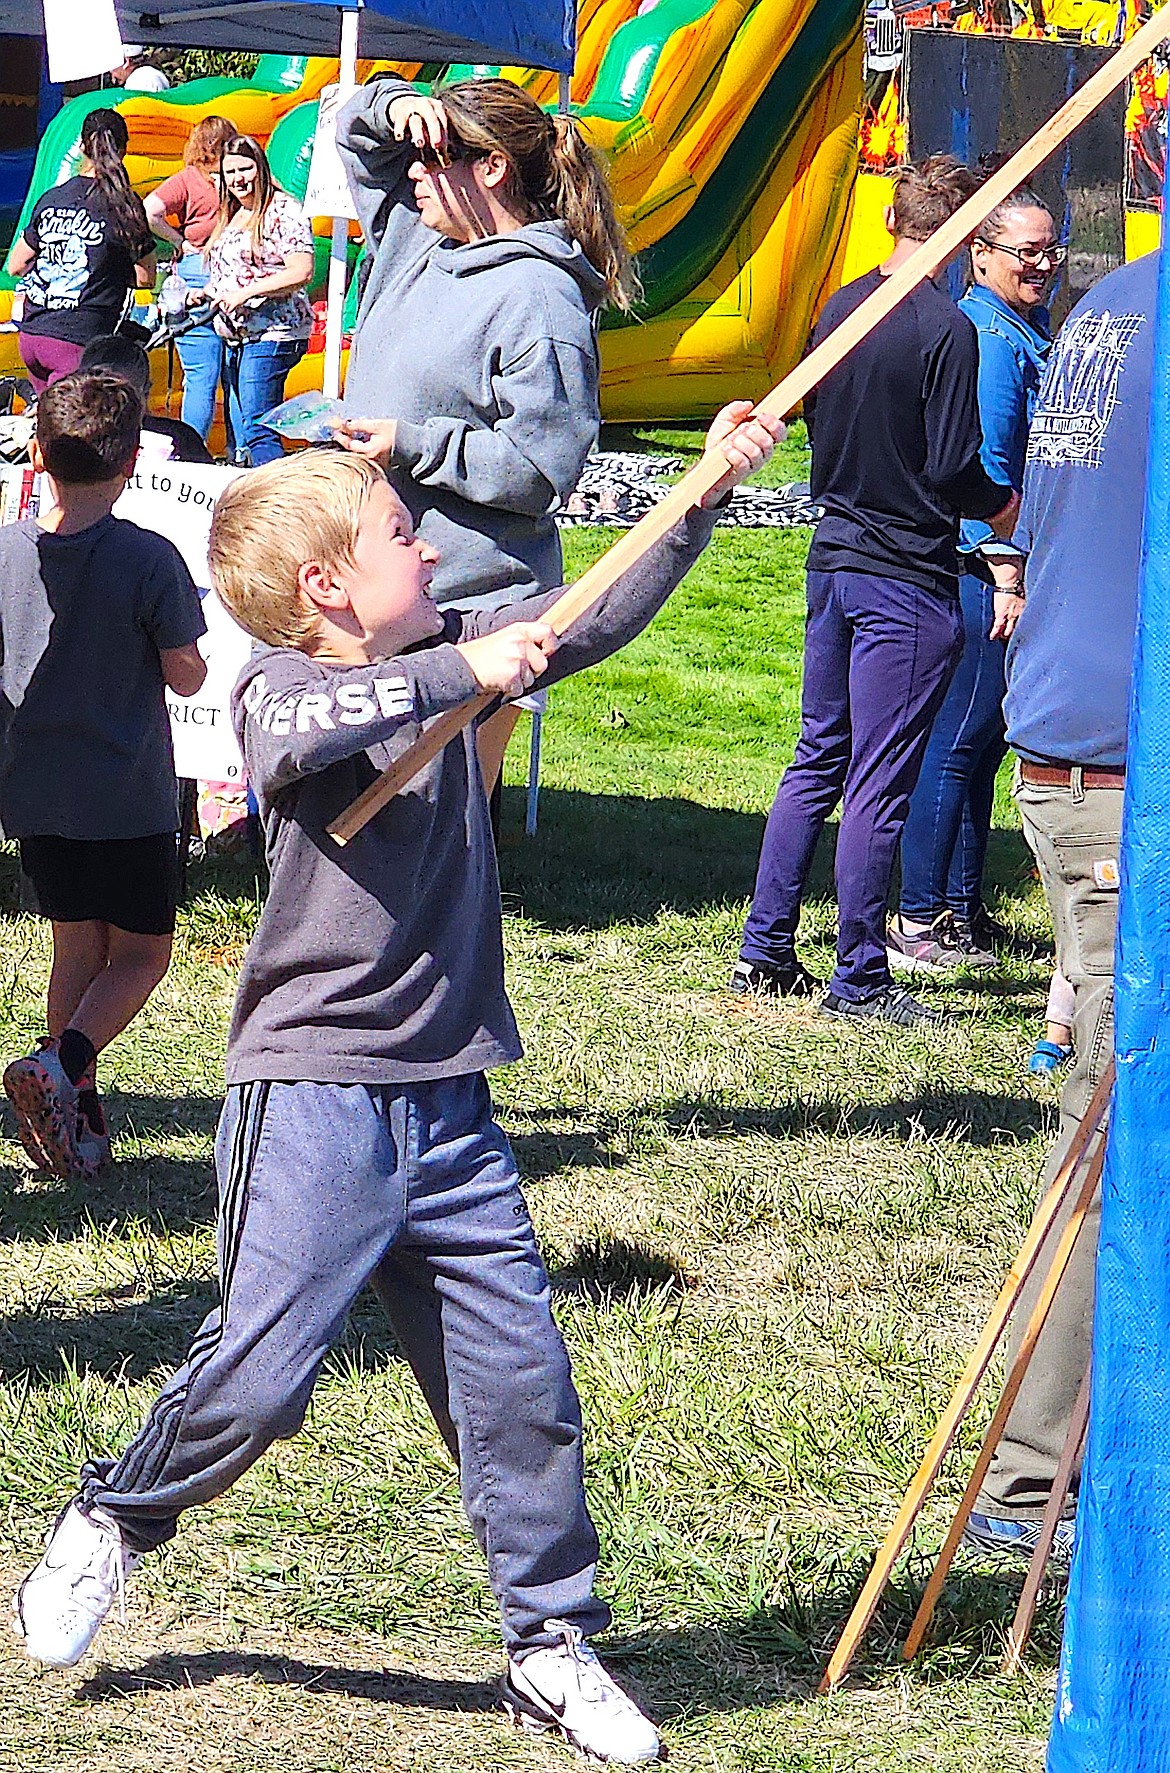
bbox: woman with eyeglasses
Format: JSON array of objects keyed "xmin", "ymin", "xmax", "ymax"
[
  {"xmin": 335, "ymin": 76, "xmax": 638, "ymax": 795},
  {"xmin": 144, "ymin": 115, "xmax": 236, "ymax": 443},
  {"xmin": 200, "ymin": 134, "xmax": 314, "ymax": 466},
  {"xmin": 891, "ymin": 186, "xmax": 1059, "ymax": 975}
]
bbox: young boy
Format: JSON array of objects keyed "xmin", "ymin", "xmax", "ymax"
[
  {"xmin": 0, "ymin": 369, "xmax": 207, "ymax": 1178},
  {"xmin": 13, "ymin": 402, "xmax": 780, "ymax": 1764}
]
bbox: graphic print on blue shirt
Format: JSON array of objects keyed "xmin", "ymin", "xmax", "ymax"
[
  {"xmin": 1004, "ymin": 253, "xmax": 1157, "ymax": 770},
  {"xmin": 1026, "ymin": 305, "xmax": 1147, "ymax": 471}
]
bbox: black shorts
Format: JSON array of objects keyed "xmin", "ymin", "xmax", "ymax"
[{"xmin": 19, "ymin": 834, "xmax": 179, "ymax": 937}]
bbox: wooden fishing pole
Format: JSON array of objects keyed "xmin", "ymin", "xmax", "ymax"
[
  {"xmin": 327, "ymin": 4, "xmax": 1170, "ymax": 846},
  {"xmin": 817, "ymin": 1062, "xmax": 1113, "ymax": 1693},
  {"xmin": 901, "ymin": 1131, "xmax": 1107, "ymax": 1661},
  {"xmin": 1002, "ymin": 1366, "xmax": 1092, "ymax": 1676}
]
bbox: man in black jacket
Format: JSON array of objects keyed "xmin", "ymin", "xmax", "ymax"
[{"xmin": 733, "ymin": 156, "xmax": 1019, "ymax": 1027}]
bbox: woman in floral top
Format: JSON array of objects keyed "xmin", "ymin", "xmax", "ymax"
[{"xmin": 201, "ymin": 135, "xmax": 314, "ymax": 465}]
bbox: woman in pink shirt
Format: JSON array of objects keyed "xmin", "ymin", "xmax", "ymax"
[{"xmin": 145, "ymin": 116, "xmax": 234, "ymax": 442}]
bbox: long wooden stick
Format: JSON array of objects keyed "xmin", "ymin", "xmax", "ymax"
[
  {"xmin": 817, "ymin": 1061, "xmax": 1113, "ymax": 1694},
  {"xmin": 327, "ymin": 7, "xmax": 1170, "ymax": 846},
  {"xmin": 1002, "ymin": 1365, "xmax": 1092, "ymax": 1676},
  {"xmin": 901, "ymin": 1131, "xmax": 1107, "ymax": 1662}
]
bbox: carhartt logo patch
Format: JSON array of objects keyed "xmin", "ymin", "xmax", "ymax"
[{"xmin": 1093, "ymin": 858, "xmax": 1120, "ymax": 889}]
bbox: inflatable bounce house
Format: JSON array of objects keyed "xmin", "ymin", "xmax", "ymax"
[
  {"xmin": 0, "ymin": 7, "xmax": 863, "ymax": 423},
  {"xmin": 0, "ymin": 0, "xmax": 1160, "ymax": 421}
]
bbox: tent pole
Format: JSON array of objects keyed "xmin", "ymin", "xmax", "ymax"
[
  {"xmin": 323, "ymin": 4, "xmax": 360, "ymax": 401},
  {"xmin": 558, "ymin": 72, "xmax": 570, "ymax": 111}
]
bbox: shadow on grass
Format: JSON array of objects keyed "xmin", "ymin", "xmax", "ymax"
[
  {"xmin": 662, "ymin": 1088, "xmax": 1054, "ymax": 1148},
  {"xmin": 0, "ymin": 1276, "xmax": 422, "ymax": 1384},
  {"xmin": 69, "ymin": 1561, "xmax": 1063, "ymax": 1723},
  {"xmin": 76, "ymin": 1649, "xmax": 498, "ymax": 1711},
  {"xmin": 605, "ymin": 1556, "xmax": 1063, "ymax": 1717},
  {"xmin": 509, "ymin": 1125, "xmax": 628, "ymax": 1180},
  {"xmin": 0, "ymin": 783, "xmax": 1042, "ymax": 938},
  {"xmin": 0, "ymin": 1233, "xmax": 696, "ymax": 1383},
  {"xmin": 498, "ymin": 786, "xmax": 1041, "ymax": 932},
  {"xmin": 551, "ymin": 1236, "xmax": 696, "ymax": 1302},
  {"xmin": 0, "ymin": 1277, "xmax": 218, "ymax": 1381},
  {"xmin": 0, "ymin": 1089, "xmax": 221, "ymax": 1243}
]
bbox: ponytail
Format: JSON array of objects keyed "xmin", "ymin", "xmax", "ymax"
[
  {"xmin": 547, "ymin": 112, "xmax": 639, "ymax": 314},
  {"xmin": 438, "ymin": 78, "xmax": 640, "ymax": 313},
  {"xmin": 80, "ymin": 109, "xmax": 152, "ymax": 259}
]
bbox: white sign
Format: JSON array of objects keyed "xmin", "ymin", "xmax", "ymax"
[
  {"xmin": 304, "ymin": 84, "xmax": 359, "ymax": 221},
  {"xmin": 115, "ymin": 461, "xmax": 252, "ymax": 784},
  {"xmin": 42, "ymin": 0, "xmax": 126, "ymax": 83}
]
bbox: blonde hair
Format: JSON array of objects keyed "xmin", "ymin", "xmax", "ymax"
[
  {"xmin": 183, "ymin": 115, "xmax": 235, "ymax": 178},
  {"xmin": 438, "ymin": 78, "xmax": 640, "ymax": 313},
  {"xmin": 209, "ymin": 451, "xmax": 383, "ymax": 649}
]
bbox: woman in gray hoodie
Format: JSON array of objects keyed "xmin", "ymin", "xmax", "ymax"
[{"xmin": 335, "ymin": 75, "xmax": 637, "ymax": 788}]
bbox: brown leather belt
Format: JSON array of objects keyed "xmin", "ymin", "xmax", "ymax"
[{"xmin": 1020, "ymin": 761, "xmax": 1126, "ymax": 790}]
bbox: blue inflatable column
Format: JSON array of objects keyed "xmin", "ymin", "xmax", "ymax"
[{"xmin": 1047, "ymin": 223, "xmax": 1170, "ymax": 1771}]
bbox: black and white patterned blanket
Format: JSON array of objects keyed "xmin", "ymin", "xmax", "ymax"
[{"xmin": 557, "ymin": 452, "xmax": 821, "ymax": 530}]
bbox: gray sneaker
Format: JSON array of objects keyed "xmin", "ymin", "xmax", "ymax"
[{"xmin": 887, "ymin": 911, "xmax": 994, "ymax": 975}]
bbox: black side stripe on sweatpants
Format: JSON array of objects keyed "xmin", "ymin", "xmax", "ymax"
[{"xmin": 109, "ymin": 1081, "xmax": 271, "ymax": 1498}]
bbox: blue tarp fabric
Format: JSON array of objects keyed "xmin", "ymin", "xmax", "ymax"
[
  {"xmin": 0, "ymin": 0, "xmax": 575, "ymax": 72},
  {"xmin": 1047, "ymin": 227, "xmax": 1170, "ymax": 1771}
]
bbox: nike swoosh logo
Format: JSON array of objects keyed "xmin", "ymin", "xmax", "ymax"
[{"xmin": 513, "ymin": 1674, "xmax": 567, "ymax": 1720}]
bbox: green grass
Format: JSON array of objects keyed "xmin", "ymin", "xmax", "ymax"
[{"xmin": 0, "ymin": 489, "xmax": 1060, "ymax": 1771}]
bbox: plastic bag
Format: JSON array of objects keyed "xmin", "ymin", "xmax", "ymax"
[{"xmin": 260, "ymin": 392, "xmax": 349, "ymax": 443}]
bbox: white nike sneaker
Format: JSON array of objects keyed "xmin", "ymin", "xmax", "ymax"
[
  {"xmin": 13, "ymin": 1503, "xmax": 142, "ymax": 1667},
  {"xmin": 503, "ymin": 1621, "xmax": 661, "ymax": 1764}
]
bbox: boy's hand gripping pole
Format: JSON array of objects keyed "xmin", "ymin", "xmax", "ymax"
[{"xmin": 326, "ymin": 3, "xmax": 1170, "ymax": 848}]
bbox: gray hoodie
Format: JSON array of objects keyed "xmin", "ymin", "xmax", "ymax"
[
  {"xmin": 337, "ymin": 77, "xmax": 607, "ymax": 611},
  {"xmin": 224, "ymin": 507, "xmax": 719, "ymax": 1088}
]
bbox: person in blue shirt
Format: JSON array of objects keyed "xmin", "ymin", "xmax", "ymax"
[
  {"xmin": 963, "ymin": 251, "xmax": 1155, "ymax": 1563},
  {"xmin": 890, "ymin": 188, "xmax": 1058, "ymax": 974}
]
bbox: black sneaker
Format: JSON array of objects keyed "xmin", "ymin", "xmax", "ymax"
[
  {"xmin": 729, "ymin": 957, "xmax": 820, "ymax": 999},
  {"xmin": 964, "ymin": 906, "xmax": 1048, "ymax": 961},
  {"xmin": 819, "ymin": 984, "xmax": 949, "ymax": 1027}
]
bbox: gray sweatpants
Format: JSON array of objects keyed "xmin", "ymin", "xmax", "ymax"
[
  {"xmin": 80, "ymin": 1072, "xmax": 609, "ymax": 1652},
  {"xmin": 977, "ymin": 767, "xmax": 1119, "ymax": 1518}
]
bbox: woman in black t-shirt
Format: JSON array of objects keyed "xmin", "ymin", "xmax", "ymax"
[{"xmin": 7, "ymin": 109, "xmax": 155, "ymax": 393}]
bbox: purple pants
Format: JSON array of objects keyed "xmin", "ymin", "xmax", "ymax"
[
  {"xmin": 740, "ymin": 568, "xmax": 963, "ymax": 1000},
  {"xmin": 20, "ymin": 332, "xmax": 86, "ymax": 394}
]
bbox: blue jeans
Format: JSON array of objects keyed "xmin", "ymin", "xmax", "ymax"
[
  {"xmin": 174, "ymin": 250, "xmax": 222, "ymax": 442},
  {"xmin": 899, "ymin": 573, "xmax": 1008, "ymax": 923},
  {"xmin": 222, "ymin": 336, "xmax": 305, "ymax": 467},
  {"xmin": 740, "ymin": 568, "xmax": 963, "ymax": 999},
  {"xmin": 79, "ymin": 1072, "xmax": 607, "ymax": 1653}
]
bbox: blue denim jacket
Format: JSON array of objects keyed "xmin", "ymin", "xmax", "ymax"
[{"xmin": 958, "ymin": 283, "xmax": 1051, "ymax": 556}]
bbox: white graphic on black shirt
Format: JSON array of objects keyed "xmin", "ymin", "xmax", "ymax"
[
  {"xmin": 25, "ymin": 206, "xmax": 106, "ymax": 312},
  {"xmin": 1027, "ymin": 308, "xmax": 1146, "ymax": 471}
]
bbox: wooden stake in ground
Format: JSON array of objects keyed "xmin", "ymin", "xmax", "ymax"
[
  {"xmin": 327, "ymin": 4, "xmax": 1170, "ymax": 846},
  {"xmin": 1002, "ymin": 1366, "xmax": 1092, "ymax": 1676},
  {"xmin": 817, "ymin": 1062, "xmax": 1114, "ymax": 1694},
  {"xmin": 900, "ymin": 1131, "xmax": 1107, "ymax": 1661}
]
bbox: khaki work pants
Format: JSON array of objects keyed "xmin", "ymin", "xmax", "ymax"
[{"xmin": 977, "ymin": 766, "xmax": 1119, "ymax": 1518}]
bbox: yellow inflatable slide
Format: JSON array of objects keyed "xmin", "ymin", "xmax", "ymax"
[{"xmin": 3, "ymin": 6, "xmax": 865, "ymax": 422}]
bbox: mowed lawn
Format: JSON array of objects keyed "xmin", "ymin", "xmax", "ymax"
[{"xmin": 0, "ymin": 426, "xmax": 1062, "ymax": 1772}]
